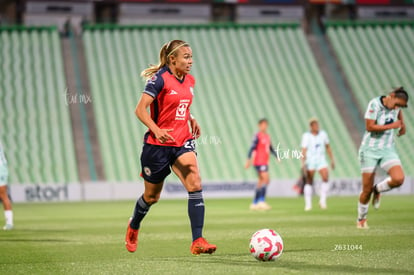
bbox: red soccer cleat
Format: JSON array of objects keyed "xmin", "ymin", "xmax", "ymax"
[
  {"xmin": 190, "ymin": 237, "xmax": 217, "ymax": 255},
  {"xmin": 357, "ymin": 219, "xmax": 369, "ymax": 229},
  {"xmin": 125, "ymin": 218, "xmax": 139, "ymax": 253}
]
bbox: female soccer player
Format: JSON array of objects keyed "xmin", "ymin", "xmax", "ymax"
[
  {"xmin": 301, "ymin": 118, "xmax": 335, "ymax": 211},
  {"xmin": 357, "ymin": 87, "xmax": 409, "ymax": 229},
  {"xmin": 0, "ymin": 140, "xmax": 13, "ymax": 230},
  {"xmin": 245, "ymin": 119, "xmax": 279, "ymax": 211},
  {"xmin": 125, "ymin": 40, "xmax": 216, "ymax": 255}
]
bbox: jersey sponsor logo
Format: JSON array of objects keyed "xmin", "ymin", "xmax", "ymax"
[
  {"xmin": 169, "ymin": 90, "xmax": 178, "ymax": 95},
  {"xmin": 176, "ymin": 99, "xmax": 190, "ymax": 120},
  {"xmin": 384, "ymin": 117, "xmax": 394, "ymax": 125}
]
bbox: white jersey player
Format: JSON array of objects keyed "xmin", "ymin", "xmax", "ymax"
[
  {"xmin": 357, "ymin": 87, "xmax": 409, "ymax": 229},
  {"xmin": 301, "ymin": 118, "xmax": 335, "ymax": 211},
  {"xmin": 0, "ymin": 141, "xmax": 13, "ymax": 230}
]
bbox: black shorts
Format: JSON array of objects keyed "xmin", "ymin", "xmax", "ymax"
[
  {"xmin": 140, "ymin": 139, "xmax": 196, "ymax": 183},
  {"xmin": 255, "ymin": 165, "xmax": 269, "ymax": 173}
]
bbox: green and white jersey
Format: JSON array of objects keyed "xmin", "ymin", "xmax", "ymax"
[
  {"xmin": 0, "ymin": 141, "xmax": 7, "ymax": 167},
  {"xmin": 301, "ymin": 130, "xmax": 329, "ymax": 161},
  {"xmin": 360, "ymin": 96, "xmax": 400, "ymax": 150}
]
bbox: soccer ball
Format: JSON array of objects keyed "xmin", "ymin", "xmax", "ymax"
[{"xmin": 249, "ymin": 228, "xmax": 284, "ymax": 261}]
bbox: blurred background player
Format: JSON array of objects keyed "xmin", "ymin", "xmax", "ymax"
[
  {"xmin": 0, "ymin": 140, "xmax": 13, "ymax": 230},
  {"xmin": 245, "ymin": 119, "xmax": 279, "ymax": 211},
  {"xmin": 301, "ymin": 118, "xmax": 335, "ymax": 211},
  {"xmin": 293, "ymin": 168, "xmax": 306, "ymax": 196},
  {"xmin": 124, "ymin": 40, "xmax": 216, "ymax": 255},
  {"xmin": 357, "ymin": 87, "xmax": 409, "ymax": 229}
]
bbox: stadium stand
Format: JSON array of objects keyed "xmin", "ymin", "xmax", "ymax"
[
  {"xmin": 0, "ymin": 26, "xmax": 78, "ymax": 183},
  {"xmin": 327, "ymin": 21, "xmax": 414, "ymax": 176},
  {"xmin": 83, "ymin": 23, "xmax": 360, "ymax": 182}
]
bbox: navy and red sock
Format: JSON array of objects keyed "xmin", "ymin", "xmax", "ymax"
[
  {"xmin": 130, "ymin": 195, "xmax": 150, "ymax": 230},
  {"xmin": 188, "ymin": 190, "xmax": 205, "ymax": 241}
]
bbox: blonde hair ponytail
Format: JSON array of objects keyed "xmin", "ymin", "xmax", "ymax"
[{"xmin": 141, "ymin": 40, "xmax": 189, "ymax": 80}]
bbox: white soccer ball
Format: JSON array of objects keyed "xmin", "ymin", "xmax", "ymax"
[{"xmin": 249, "ymin": 228, "xmax": 284, "ymax": 261}]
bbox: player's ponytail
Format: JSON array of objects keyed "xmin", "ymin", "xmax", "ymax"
[{"xmin": 141, "ymin": 40, "xmax": 189, "ymax": 80}]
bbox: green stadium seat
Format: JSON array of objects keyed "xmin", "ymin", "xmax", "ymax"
[
  {"xmin": 83, "ymin": 24, "xmax": 359, "ymax": 181},
  {"xmin": 0, "ymin": 26, "xmax": 78, "ymax": 184}
]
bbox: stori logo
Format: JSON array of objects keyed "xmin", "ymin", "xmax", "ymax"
[{"xmin": 25, "ymin": 185, "xmax": 69, "ymax": 202}]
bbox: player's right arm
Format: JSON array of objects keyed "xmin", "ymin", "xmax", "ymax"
[
  {"xmin": 245, "ymin": 135, "xmax": 258, "ymax": 169},
  {"xmin": 397, "ymin": 110, "xmax": 406, "ymax": 137},
  {"xmin": 365, "ymin": 119, "xmax": 401, "ymax": 132},
  {"xmin": 135, "ymin": 93, "xmax": 175, "ymax": 143},
  {"xmin": 364, "ymin": 99, "xmax": 401, "ymax": 132},
  {"xmin": 300, "ymin": 133, "xmax": 308, "ymax": 169}
]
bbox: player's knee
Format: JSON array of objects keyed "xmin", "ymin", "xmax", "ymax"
[
  {"xmin": 391, "ymin": 175, "xmax": 405, "ymax": 187},
  {"xmin": 0, "ymin": 188, "xmax": 6, "ymax": 198},
  {"xmin": 362, "ymin": 186, "xmax": 372, "ymax": 195},
  {"xmin": 362, "ymin": 186, "xmax": 372, "ymax": 196},
  {"xmin": 144, "ymin": 193, "xmax": 161, "ymax": 205},
  {"xmin": 187, "ymin": 180, "xmax": 202, "ymax": 193},
  {"xmin": 186, "ymin": 171, "xmax": 202, "ymax": 192}
]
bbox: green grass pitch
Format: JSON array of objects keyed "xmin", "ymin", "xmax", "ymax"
[{"xmin": 1, "ymin": 195, "xmax": 413, "ymax": 274}]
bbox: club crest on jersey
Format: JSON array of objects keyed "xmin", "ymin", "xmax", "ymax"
[
  {"xmin": 176, "ymin": 99, "xmax": 190, "ymax": 120},
  {"xmin": 143, "ymin": 166, "xmax": 151, "ymax": 176}
]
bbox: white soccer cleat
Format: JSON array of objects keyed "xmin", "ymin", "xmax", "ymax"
[
  {"xmin": 304, "ymin": 206, "xmax": 312, "ymax": 212},
  {"xmin": 3, "ymin": 224, "xmax": 13, "ymax": 231},
  {"xmin": 319, "ymin": 203, "xmax": 327, "ymax": 210},
  {"xmin": 250, "ymin": 203, "xmax": 260, "ymax": 211},
  {"xmin": 257, "ymin": 202, "xmax": 272, "ymax": 211},
  {"xmin": 372, "ymin": 191, "xmax": 381, "ymax": 210}
]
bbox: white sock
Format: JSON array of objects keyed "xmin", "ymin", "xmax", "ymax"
[
  {"xmin": 375, "ymin": 177, "xmax": 391, "ymax": 193},
  {"xmin": 357, "ymin": 202, "xmax": 369, "ymax": 220},
  {"xmin": 319, "ymin": 182, "xmax": 329, "ymax": 206},
  {"xmin": 304, "ymin": 184, "xmax": 312, "ymax": 208},
  {"xmin": 4, "ymin": 210, "xmax": 13, "ymax": 225}
]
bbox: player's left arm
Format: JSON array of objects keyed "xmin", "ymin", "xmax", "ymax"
[
  {"xmin": 326, "ymin": 143, "xmax": 335, "ymax": 170},
  {"xmin": 189, "ymin": 113, "xmax": 201, "ymax": 139},
  {"xmin": 325, "ymin": 132, "xmax": 335, "ymax": 170},
  {"xmin": 397, "ymin": 110, "xmax": 406, "ymax": 137},
  {"xmin": 270, "ymin": 143, "xmax": 281, "ymax": 162}
]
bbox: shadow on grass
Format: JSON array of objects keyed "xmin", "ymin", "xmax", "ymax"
[
  {"xmin": 143, "ymin": 254, "xmax": 412, "ymax": 274},
  {"xmin": 275, "ymin": 259, "xmax": 413, "ymax": 274},
  {"xmin": 0, "ymin": 238, "xmax": 71, "ymax": 242},
  {"xmin": 19, "ymin": 229, "xmax": 71, "ymax": 233}
]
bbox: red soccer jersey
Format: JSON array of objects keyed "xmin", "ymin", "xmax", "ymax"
[
  {"xmin": 248, "ymin": 132, "xmax": 276, "ymax": 166},
  {"xmin": 143, "ymin": 66, "xmax": 194, "ymax": 147}
]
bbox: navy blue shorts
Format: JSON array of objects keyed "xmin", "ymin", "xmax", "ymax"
[
  {"xmin": 255, "ymin": 165, "xmax": 269, "ymax": 173},
  {"xmin": 140, "ymin": 139, "xmax": 196, "ymax": 183}
]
